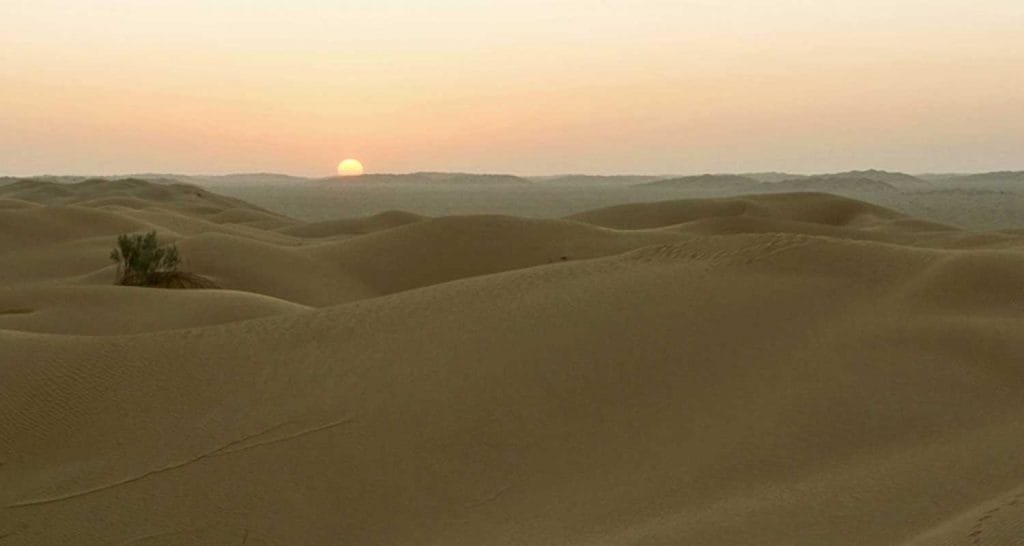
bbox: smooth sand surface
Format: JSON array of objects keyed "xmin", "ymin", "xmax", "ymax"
[{"xmin": 1, "ymin": 179, "xmax": 1023, "ymax": 544}]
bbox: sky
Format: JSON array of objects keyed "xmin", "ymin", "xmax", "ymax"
[{"xmin": 1, "ymin": 0, "xmax": 1022, "ymax": 177}]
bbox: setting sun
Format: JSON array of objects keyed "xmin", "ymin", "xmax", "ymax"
[{"xmin": 337, "ymin": 159, "xmax": 364, "ymax": 177}]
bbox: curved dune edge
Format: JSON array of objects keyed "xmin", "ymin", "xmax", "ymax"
[
  {"xmin": 1, "ymin": 180, "xmax": 1023, "ymax": 544},
  {"xmin": 0, "ymin": 285, "xmax": 310, "ymax": 335}
]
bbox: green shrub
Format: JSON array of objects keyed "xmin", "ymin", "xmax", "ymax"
[{"xmin": 109, "ymin": 231, "xmax": 181, "ymax": 286}]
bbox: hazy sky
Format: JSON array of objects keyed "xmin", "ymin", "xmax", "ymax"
[{"xmin": 2, "ymin": 0, "xmax": 1021, "ymax": 176}]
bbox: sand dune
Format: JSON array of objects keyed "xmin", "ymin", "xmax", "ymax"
[
  {"xmin": 0, "ymin": 206, "xmax": 150, "ymax": 252},
  {"xmin": 638, "ymin": 173, "xmax": 761, "ymax": 191},
  {"xmin": 0, "ymin": 285, "xmax": 309, "ymax": 335},
  {"xmin": 929, "ymin": 170, "xmax": 1024, "ymax": 187},
  {"xmin": 0, "ymin": 178, "xmax": 260, "ymax": 210},
  {"xmin": 1, "ymin": 180, "xmax": 1023, "ymax": 545},
  {"xmin": 315, "ymin": 172, "xmax": 532, "ymax": 185},
  {"xmin": 276, "ymin": 210, "xmax": 426, "ymax": 238},
  {"xmin": 0, "ymin": 199, "xmax": 41, "ymax": 210},
  {"xmin": 305, "ymin": 215, "xmax": 687, "ymax": 296},
  {"xmin": 571, "ymin": 192, "xmax": 913, "ymax": 230},
  {"xmin": 771, "ymin": 175, "xmax": 899, "ymax": 193},
  {"xmin": 803, "ymin": 169, "xmax": 932, "ymax": 190},
  {"xmin": 637, "ymin": 170, "xmax": 927, "ymax": 194},
  {"xmin": 0, "ymin": 178, "xmax": 292, "ymax": 227}
]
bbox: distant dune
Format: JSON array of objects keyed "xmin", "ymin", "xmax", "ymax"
[
  {"xmin": 314, "ymin": 172, "xmax": 533, "ymax": 185},
  {"xmin": 638, "ymin": 173, "xmax": 898, "ymax": 193},
  {"xmin": 819, "ymin": 169, "xmax": 931, "ymax": 189},
  {"xmin": 275, "ymin": 210, "xmax": 426, "ymax": 237},
  {"xmin": 771, "ymin": 174, "xmax": 899, "ymax": 192},
  {"xmin": 185, "ymin": 172, "xmax": 315, "ymax": 186},
  {"xmin": 930, "ymin": 171, "xmax": 1024, "ymax": 186},
  {"xmin": 639, "ymin": 170, "xmax": 928, "ymax": 193},
  {"xmin": 740, "ymin": 171, "xmax": 807, "ymax": 183},
  {"xmin": 529, "ymin": 174, "xmax": 670, "ymax": 185},
  {"xmin": 0, "ymin": 177, "xmax": 277, "ymax": 212},
  {"xmin": 1, "ymin": 172, "xmax": 536, "ymax": 189},
  {"xmin": 638, "ymin": 173, "xmax": 761, "ymax": 190},
  {"xmin": 570, "ymin": 191, "xmax": 911, "ymax": 229}
]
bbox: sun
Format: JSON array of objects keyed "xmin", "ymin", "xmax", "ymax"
[{"xmin": 337, "ymin": 158, "xmax": 365, "ymax": 177}]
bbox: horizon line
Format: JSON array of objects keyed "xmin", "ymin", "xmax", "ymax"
[{"xmin": 4, "ymin": 168, "xmax": 1024, "ymax": 180}]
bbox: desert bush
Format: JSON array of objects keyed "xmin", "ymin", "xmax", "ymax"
[{"xmin": 109, "ymin": 231, "xmax": 182, "ymax": 286}]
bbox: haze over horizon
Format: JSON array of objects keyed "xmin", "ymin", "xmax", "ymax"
[{"xmin": 2, "ymin": 0, "xmax": 1022, "ymax": 177}]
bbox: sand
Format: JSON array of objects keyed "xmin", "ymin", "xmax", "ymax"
[
  {"xmin": 1, "ymin": 178, "xmax": 1023, "ymax": 545},
  {"xmin": 194, "ymin": 171, "xmax": 1024, "ymax": 232}
]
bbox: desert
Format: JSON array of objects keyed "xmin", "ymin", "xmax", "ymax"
[
  {"xmin": 1, "ymin": 173, "xmax": 1023, "ymax": 544},
  {"xmin": 4, "ymin": 0, "xmax": 1024, "ymax": 543}
]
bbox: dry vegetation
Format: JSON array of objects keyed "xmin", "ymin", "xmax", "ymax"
[{"xmin": 109, "ymin": 230, "xmax": 218, "ymax": 289}]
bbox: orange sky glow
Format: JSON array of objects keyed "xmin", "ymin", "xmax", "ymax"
[{"xmin": 1, "ymin": 1, "xmax": 1021, "ymax": 176}]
